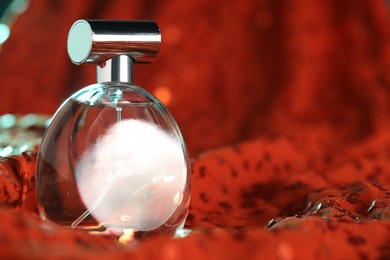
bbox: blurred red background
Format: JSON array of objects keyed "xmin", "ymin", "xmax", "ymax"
[{"xmin": 0, "ymin": 0, "xmax": 390, "ymax": 156}]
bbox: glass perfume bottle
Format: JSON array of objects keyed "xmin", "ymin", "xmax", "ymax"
[{"xmin": 36, "ymin": 20, "xmax": 191, "ymax": 239}]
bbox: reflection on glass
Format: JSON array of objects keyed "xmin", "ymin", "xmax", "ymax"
[{"xmin": 36, "ymin": 83, "xmax": 191, "ymax": 240}]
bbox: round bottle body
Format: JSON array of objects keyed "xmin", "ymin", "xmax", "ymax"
[{"xmin": 36, "ymin": 83, "xmax": 191, "ymax": 238}]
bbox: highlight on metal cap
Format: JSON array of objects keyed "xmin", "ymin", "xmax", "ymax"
[{"xmin": 67, "ymin": 20, "xmax": 161, "ymax": 65}]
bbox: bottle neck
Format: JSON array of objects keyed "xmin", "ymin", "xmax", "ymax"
[{"xmin": 97, "ymin": 55, "xmax": 133, "ymax": 84}]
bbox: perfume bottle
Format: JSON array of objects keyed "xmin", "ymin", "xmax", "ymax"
[{"xmin": 36, "ymin": 20, "xmax": 191, "ymax": 238}]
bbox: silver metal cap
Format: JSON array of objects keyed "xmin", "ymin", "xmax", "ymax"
[
  {"xmin": 67, "ymin": 19, "xmax": 161, "ymax": 65},
  {"xmin": 67, "ymin": 19, "xmax": 161, "ymax": 84}
]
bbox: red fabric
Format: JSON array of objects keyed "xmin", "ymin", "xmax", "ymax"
[{"xmin": 1, "ymin": 133, "xmax": 390, "ymax": 258}]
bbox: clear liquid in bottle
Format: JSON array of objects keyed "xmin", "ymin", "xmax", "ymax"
[{"xmin": 36, "ymin": 83, "xmax": 191, "ymax": 239}]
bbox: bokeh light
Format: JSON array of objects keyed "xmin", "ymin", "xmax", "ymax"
[
  {"xmin": 153, "ymin": 86, "xmax": 173, "ymax": 106},
  {"xmin": 0, "ymin": 23, "xmax": 10, "ymax": 44}
]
